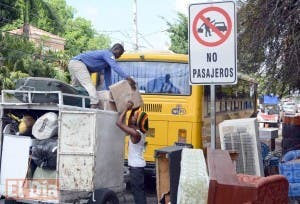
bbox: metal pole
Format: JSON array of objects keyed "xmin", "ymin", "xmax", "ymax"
[
  {"xmin": 210, "ymin": 85, "xmax": 216, "ymax": 149},
  {"xmin": 133, "ymin": 0, "xmax": 138, "ymax": 50}
]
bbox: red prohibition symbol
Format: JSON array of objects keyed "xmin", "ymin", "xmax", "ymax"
[{"xmin": 192, "ymin": 6, "xmax": 232, "ymax": 47}]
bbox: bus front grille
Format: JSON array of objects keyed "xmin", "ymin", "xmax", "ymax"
[{"xmin": 142, "ymin": 104, "xmax": 162, "ymax": 112}]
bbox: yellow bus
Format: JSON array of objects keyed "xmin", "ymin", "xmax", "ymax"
[{"xmin": 93, "ymin": 51, "xmax": 257, "ymax": 175}]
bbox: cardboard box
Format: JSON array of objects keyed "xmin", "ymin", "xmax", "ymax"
[
  {"xmin": 97, "ymin": 91, "xmax": 117, "ymax": 111},
  {"xmin": 109, "ymin": 80, "xmax": 143, "ymax": 112}
]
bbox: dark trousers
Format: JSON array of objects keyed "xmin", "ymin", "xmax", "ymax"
[{"xmin": 129, "ymin": 166, "xmax": 147, "ymax": 204}]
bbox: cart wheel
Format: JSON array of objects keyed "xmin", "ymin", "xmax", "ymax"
[{"xmin": 88, "ymin": 188, "xmax": 119, "ymax": 204}]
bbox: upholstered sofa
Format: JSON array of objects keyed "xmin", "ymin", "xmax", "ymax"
[
  {"xmin": 207, "ymin": 148, "xmax": 289, "ymax": 204},
  {"xmin": 236, "ymin": 174, "xmax": 289, "ymax": 204},
  {"xmin": 279, "ymin": 150, "xmax": 300, "ymax": 198}
]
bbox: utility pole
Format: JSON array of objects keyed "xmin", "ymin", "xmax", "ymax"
[{"xmin": 133, "ymin": 0, "xmax": 138, "ymax": 50}]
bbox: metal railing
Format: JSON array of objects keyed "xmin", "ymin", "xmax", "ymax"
[{"xmin": 1, "ymin": 90, "xmax": 91, "ymax": 108}]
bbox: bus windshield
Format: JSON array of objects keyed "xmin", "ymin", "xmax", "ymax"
[{"xmin": 111, "ymin": 61, "xmax": 191, "ymax": 95}]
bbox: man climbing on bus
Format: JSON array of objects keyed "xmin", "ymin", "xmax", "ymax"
[
  {"xmin": 68, "ymin": 43, "xmax": 136, "ymax": 109},
  {"xmin": 116, "ymin": 100, "xmax": 148, "ymax": 204}
]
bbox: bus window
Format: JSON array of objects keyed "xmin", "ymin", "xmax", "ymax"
[
  {"xmin": 159, "ymin": 74, "xmax": 180, "ymax": 94},
  {"xmin": 110, "ymin": 61, "xmax": 190, "ymax": 95},
  {"xmin": 204, "ymin": 79, "xmax": 257, "ymax": 113},
  {"xmin": 222, "ymin": 101, "xmax": 226, "ymax": 112},
  {"xmin": 216, "ymin": 101, "xmax": 221, "ymax": 112}
]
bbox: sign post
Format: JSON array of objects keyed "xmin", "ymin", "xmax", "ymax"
[
  {"xmin": 210, "ymin": 84, "xmax": 216, "ymax": 149},
  {"xmin": 189, "ymin": 1, "xmax": 237, "ymax": 149}
]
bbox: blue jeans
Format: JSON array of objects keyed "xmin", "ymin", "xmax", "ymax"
[{"xmin": 129, "ymin": 166, "xmax": 147, "ymax": 204}]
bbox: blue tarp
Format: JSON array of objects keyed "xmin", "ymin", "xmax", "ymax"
[{"xmin": 263, "ymin": 95, "xmax": 279, "ymax": 104}]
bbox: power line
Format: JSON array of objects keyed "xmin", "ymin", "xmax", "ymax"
[
  {"xmin": 97, "ymin": 30, "xmax": 132, "ymax": 41},
  {"xmin": 0, "ymin": 2, "xmax": 107, "ymax": 35},
  {"xmin": 0, "ymin": 2, "xmax": 157, "ymax": 49},
  {"xmin": 109, "ymin": 35, "xmax": 149, "ymax": 49},
  {"xmin": 141, "ymin": 29, "xmax": 168, "ymax": 37},
  {"xmin": 109, "ymin": 35, "xmax": 139, "ymax": 47},
  {"xmin": 98, "ymin": 29, "xmax": 163, "ymax": 49},
  {"xmin": 0, "ymin": 2, "xmax": 168, "ymax": 50},
  {"xmin": 138, "ymin": 32, "xmax": 154, "ymax": 48},
  {"xmin": 97, "ymin": 29, "xmax": 141, "ymax": 47},
  {"xmin": 0, "ymin": 13, "xmax": 110, "ymax": 45},
  {"xmin": 99, "ymin": 28, "xmax": 170, "ymax": 50}
]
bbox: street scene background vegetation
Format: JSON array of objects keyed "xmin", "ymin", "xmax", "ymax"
[{"xmin": 0, "ymin": 0, "xmax": 299, "ymax": 98}]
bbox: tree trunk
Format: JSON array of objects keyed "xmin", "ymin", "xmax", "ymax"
[
  {"xmin": 23, "ymin": 0, "xmax": 30, "ymax": 39},
  {"xmin": 23, "ymin": 23, "xmax": 30, "ymax": 39}
]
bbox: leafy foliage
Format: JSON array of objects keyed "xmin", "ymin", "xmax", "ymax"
[
  {"xmin": 0, "ymin": 0, "xmax": 111, "ymax": 91},
  {"xmin": 0, "ymin": 33, "xmax": 57, "ymax": 77},
  {"xmin": 238, "ymin": 0, "xmax": 300, "ymax": 97},
  {"xmin": 0, "ymin": 67, "xmax": 29, "ymax": 90},
  {"xmin": 166, "ymin": 1, "xmax": 300, "ymax": 97},
  {"xmin": 63, "ymin": 17, "xmax": 110, "ymax": 56},
  {"xmin": 166, "ymin": 13, "xmax": 188, "ymax": 54}
]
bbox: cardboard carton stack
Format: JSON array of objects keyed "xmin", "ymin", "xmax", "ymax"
[{"xmin": 98, "ymin": 80, "xmax": 143, "ymax": 112}]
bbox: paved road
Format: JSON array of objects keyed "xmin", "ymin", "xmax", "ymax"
[
  {"xmin": 0, "ymin": 177, "xmax": 158, "ymax": 204},
  {"xmin": 119, "ymin": 176, "xmax": 157, "ymax": 204},
  {"xmin": 0, "ymin": 193, "xmax": 157, "ymax": 204},
  {"xmin": 119, "ymin": 190, "xmax": 157, "ymax": 204}
]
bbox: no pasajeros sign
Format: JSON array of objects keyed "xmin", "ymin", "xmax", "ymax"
[{"xmin": 189, "ymin": 1, "xmax": 237, "ymax": 85}]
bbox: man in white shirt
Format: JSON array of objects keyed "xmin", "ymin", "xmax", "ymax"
[{"xmin": 116, "ymin": 101, "xmax": 148, "ymax": 204}]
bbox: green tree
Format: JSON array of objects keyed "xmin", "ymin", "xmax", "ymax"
[
  {"xmin": 22, "ymin": 0, "xmax": 61, "ymax": 37},
  {"xmin": 0, "ymin": 0, "xmax": 111, "ymax": 89},
  {"xmin": 1, "ymin": 0, "xmax": 110, "ymax": 55},
  {"xmin": 0, "ymin": 32, "xmax": 68, "ymax": 90},
  {"xmin": 166, "ymin": 2, "xmax": 300, "ymax": 97},
  {"xmin": 166, "ymin": 13, "xmax": 188, "ymax": 54},
  {"xmin": 238, "ymin": 0, "xmax": 300, "ymax": 97},
  {"xmin": 41, "ymin": 0, "xmax": 74, "ymax": 35},
  {"xmin": 0, "ymin": 0, "xmax": 72, "ymax": 35},
  {"xmin": 0, "ymin": 66, "xmax": 29, "ymax": 90},
  {"xmin": 63, "ymin": 17, "xmax": 110, "ymax": 56},
  {"xmin": 0, "ymin": 0, "xmax": 19, "ymax": 27},
  {"xmin": 0, "ymin": 0, "xmax": 60, "ymax": 37}
]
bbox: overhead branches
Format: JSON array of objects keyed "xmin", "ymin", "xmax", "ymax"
[{"xmin": 238, "ymin": 0, "xmax": 300, "ymax": 96}]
